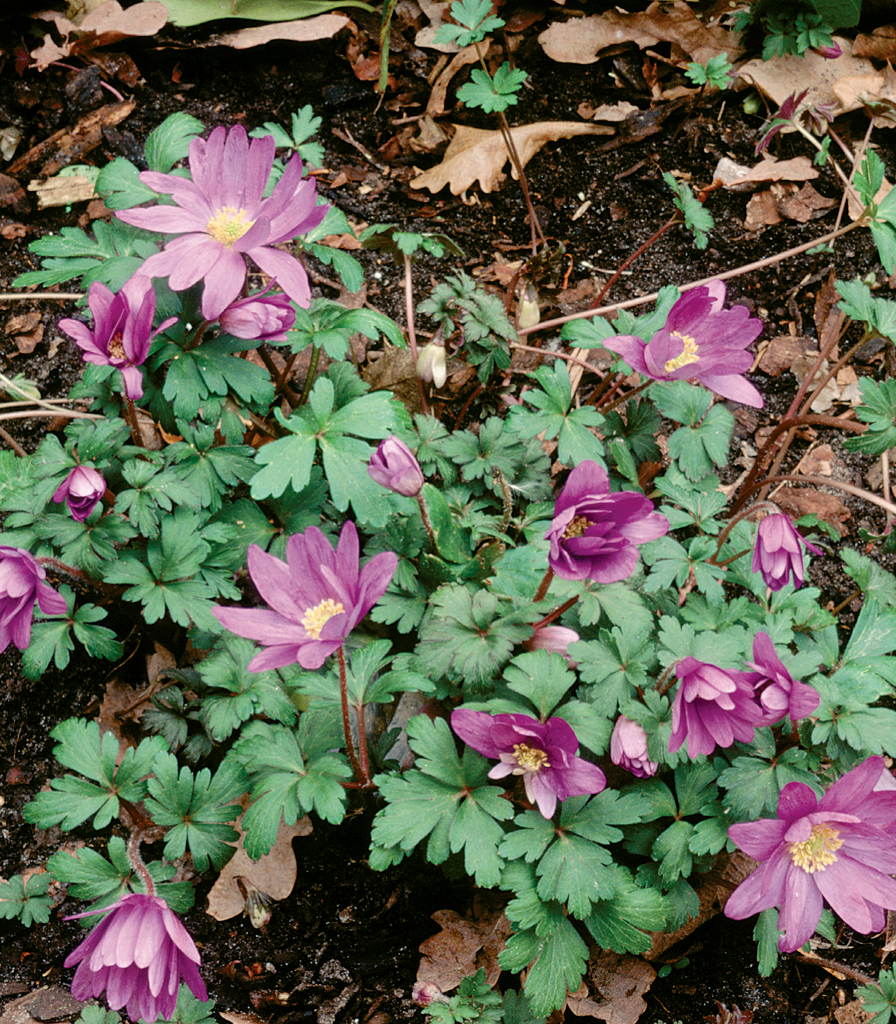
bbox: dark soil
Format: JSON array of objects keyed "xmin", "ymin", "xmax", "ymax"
[{"xmin": 1, "ymin": 2, "xmax": 895, "ymax": 1022}]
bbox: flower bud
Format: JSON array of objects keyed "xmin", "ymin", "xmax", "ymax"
[
  {"xmin": 751, "ymin": 513, "xmax": 822, "ymax": 592},
  {"xmin": 416, "ymin": 343, "xmax": 447, "ymax": 388},
  {"xmin": 610, "ymin": 716, "xmax": 658, "ymax": 778},
  {"xmin": 525, "ymin": 625, "xmax": 580, "ymax": 668},
  {"xmin": 52, "ymin": 466, "xmax": 105, "ymax": 522},
  {"xmin": 219, "ymin": 292, "xmax": 296, "ymax": 342},
  {"xmin": 412, "ymin": 982, "xmax": 447, "ymax": 1006},
  {"xmin": 368, "ymin": 437, "xmax": 425, "ymax": 497}
]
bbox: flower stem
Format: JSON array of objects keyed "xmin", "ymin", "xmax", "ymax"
[
  {"xmin": 126, "ymin": 828, "xmax": 156, "ymax": 897},
  {"xmin": 123, "ymin": 397, "xmax": 144, "ymax": 447},
  {"xmin": 337, "ymin": 645, "xmax": 370, "ymax": 788},
  {"xmin": 738, "ymin": 473, "xmax": 896, "ymax": 519},
  {"xmin": 533, "ymin": 567, "xmax": 554, "ymax": 603},
  {"xmin": 416, "ymin": 492, "xmax": 438, "ymax": 553},
  {"xmin": 655, "ymin": 662, "xmax": 679, "ymax": 698},
  {"xmin": 298, "ymin": 344, "xmax": 322, "ymax": 407},
  {"xmin": 404, "ymin": 254, "xmax": 430, "ymax": 416},
  {"xmin": 36, "ymin": 556, "xmax": 120, "ymax": 596},
  {"xmin": 532, "ymin": 593, "xmax": 580, "ymax": 630}
]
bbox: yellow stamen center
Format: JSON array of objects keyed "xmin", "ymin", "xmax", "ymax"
[
  {"xmin": 108, "ymin": 332, "xmax": 125, "ymax": 360},
  {"xmin": 789, "ymin": 823, "xmax": 843, "ymax": 874},
  {"xmin": 301, "ymin": 598, "xmax": 345, "ymax": 639},
  {"xmin": 563, "ymin": 514, "xmax": 591, "ymax": 540},
  {"xmin": 663, "ymin": 331, "xmax": 700, "ymax": 373},
  {"xmin": 206, "ymin": 206, "xmax": 255, "ymax": 248},
  {"xmin": 513, "ymin": 743, "xmax": 550, "ymax": 773}
]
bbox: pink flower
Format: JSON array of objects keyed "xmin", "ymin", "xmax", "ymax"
[
  {"xmin": 525, "ymin": 625, "xmax": 580, "ymax": 668},
  {"xmin": 58, "ymin": 276, "xmax": 176, "ymax": 401},
  {"xmin": 602, "ymin": 281, "xmax": 764, "ymax": 408},
  {"xmin": 53, "ymin": 466, "xmax": 105, "ymax": 522},
  {"xmin": 218, "ymin": 290, "xmax": 296, "ymax": 342},
  {"xmin": 610, "ymin": 716, "xmax": 658, "ymax": 778},
  {"xmin": 752, "ymin": 514, "xmax": 822, "ymax": 592},
  {"xmin": 668, "ymin": 658, "xmax": 763, "ymax": 759},
  {"xmin": 725, "ymin": 757, "xmax": 896, "ymax": 952},
  {"xmin": 213, "ymin": 521, "xmax": 397, "ymax": 671},
  {"xmin": 368, "ymin": 437, "xmax": 424, "ymax": 497},
  {"xmin": 117, "ymin": 125, "xmax": 327, "ymax": 319},
  {"xmin": 450, "ymin": 709, "xmax": 606, "ymax": 819},
  {"xmin": 744, "ymin": 631, "xmax": 819, "ymax": 726},
  {"xmin": 64, "ymin": 892, "xmax": 207, "ymax": 1022},
  {"xmin": 0, "ymin": 547, "xmax": 67, "ymax": 652},
  {"xmin": 544, "ymin": 461, "xmax": 668, "ymax": 583}
]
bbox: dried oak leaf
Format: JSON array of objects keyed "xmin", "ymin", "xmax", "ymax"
[
  {"xmin": 416, "ymin": 905, "xmax": 512, "ymax": 992},
  {"xmin": 538, "ymin": 1, "xmax": 740, "ymax": 67},
  {"xmin": 207, "ymin": 16, "xmax": 350, "ymax": 49},
  {"xmin": 30, "ymin": 1, "xmax": 168, "ymax": 70},
  {"xmin": 833, "ymin": 63, "xmax": 896, "ymax": 127},
  {"xmin": 411, "ymin": 121, "xmax": 612, "ymax": 194},
  {"xmin": 567, "ymin": 951, "xmax": 655, "ymax": 1024}
]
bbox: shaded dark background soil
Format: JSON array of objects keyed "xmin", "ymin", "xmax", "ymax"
[{"xmin": 1, "ymin": 1, "xmax": 895, "ymax": 1021}]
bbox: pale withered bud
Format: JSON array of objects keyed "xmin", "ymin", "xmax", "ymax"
[{"xmin": 416, "ymin": 343, "xmax": 447, "ymax": 389}]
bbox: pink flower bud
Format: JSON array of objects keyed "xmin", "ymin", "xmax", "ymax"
[
  {"xmin": 52, "ymin": 466, "xmax": 105, "ymax": 522},
  {"xmin": 525, "ymin": 625, "xmax": 580, "ymax": 668},
  {"xmin": 368, "ymin": 437, "xmax": 425, "ymax": 497},
  {"xmin": 219, "ymin": 291, "xmax": 296, "ymax": 342},
  {"xmin": 412, "ymin": 981, "xmax": 448, "ymax": 1006},
  {"xmin": 751, "ymin": 514, "xmax": 822, "ymax": 592},
  {"xmin": 416, "ymin": 343, "xmax": 447, "ymax": 388},
  {"xmin": 609, "ymin": 716, "xmax": 658, "ymax": 778}
]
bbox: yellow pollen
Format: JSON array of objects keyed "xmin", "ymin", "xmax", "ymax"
[
  {"xmin": 206, "ymin": 206, "xmax": 255, "ymax": 247},
  {"xmin": 663, "ymin": 331, "xmax": 700, "ymax": 373},
  {"xmin": 301, "ymin": 598, "xmax": 345, "ymax": 639},
  {"xmin": 108, "ymin": 332, "xmax": 125, "ymax": 360},
  {"xmin": 789, "ymin": 824, "xmax": 843, "ymax": 874},
  {"xmin": 513, "ymin": 743, "xmax": 550, "ymax": 773},
  {"xmin": 563, "ymin": 514, "xmax": 591, "ymax": 540}
]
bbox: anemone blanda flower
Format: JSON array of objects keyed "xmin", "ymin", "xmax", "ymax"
[
  {"xmin": 610, "ymin": 715, "xmax": 658, "ymax": 778},
  {"xmin": 367, "ymin": 437, "xmax": 424, "ymax": 497},
  {"xmin": 0, "ymin": 547, "xmax": 67, "ymax": 653},
  {"xmin": 544, "ymin": 460, "xmax": 668, "ymax": 583},
  {"xmin": 218, "ymin": 289, "xmax": 296, "ymax": 342},
  {"xmin": 752, "ymin": 513, "xmax": 822, "ymax": 592},
  {"xmin": 450, "ymin": 709, "xmax": 606, "ymax": 819},
  {"xmin": 213, "ymin": 521, "xmax": 397, "ymax": 671},
  {"xmin": 724, "ymin": 757, "xmax": 896, "ymax": 952},
  {"xmin": 53, "ymin": 466, "xmax": 105, "ymax": 522},
  {"xmin": 744, "ymin": 631, "xmax": 819, "ymax": 726},
  {"xmin": 602, "ymin": 281, "xmax": 764, "ymax": 408},
  {"xmin": 58, "ymin": 276, "xmax": 176, "ymax": 401},
  {"xmin": 64, "ymin": 892, "xmax": 207, "ymax": 1023},
  {"xmin": 117, "ymin": 125, "xmax": 328, "ymax": 320},
  {"xmin": 668, "ymin": 657, "xmax": 763, "ymax": 759}
]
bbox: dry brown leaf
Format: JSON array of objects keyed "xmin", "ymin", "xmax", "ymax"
[
  {"xmin": 411, "ymin": 121, "xmax": 612, "ymax": 194},
  {"xmin": 758, "ymin": 335, "xmax": 820, "ymax": 378},
  {"xmin": 416, "ymin": 905, "xmax": 512, "ymax": 991},
  {"xmin": 833, "ymin": 63, "xmax": 896, "ymax": 127},
  {"xmin": 775, "ymin": 486, "xmax": 850, "ymax": 534},
  {"xmin": 538, "ymin": 1, "xmax": 740, "ymax": 67},
  {"xmin": 208, "ymin": 16, "xmax": 350, "ymax": 49},
  {"xmin": 714, "ymin": 155, "xmax": 818, "ymax": 190},
  {"xmin": 30, "ymin": 1, "xmax": 167, "ymax": 69},
  {"xmin": 776, "ymin": 181, "xmax": 837, "ymax": 222},
  {"xmin": 206, "ymin": 815, "xmax": 312, "ymax": 921},
  {"xmin": 415, "ymin": 0, "xmax": 458, "ymax": 52},
  {"xmin": 737, "ymin": 37, "xmax": 871, "ymax": 115},
  {"xmin": 426, "ymin": 41, "xmax": 487, "ymax": 117},
  {"xmin": 219, "ymin": 1013, "xmax": 269, "ymax": 1024},
  {"xmin": 567, "ymin": 952, "xmax": 655, "ymax": 1023},
  {"xmin": 27, "ymin": 173, "xmax": 96, "ymax": 210},
  {"xmin": 854, "ymin": 25, "xmax": 896, "ymax": 61},
  {"xmin": 745, "ymin": 189, "xmax": 783, "ymax": 230}
]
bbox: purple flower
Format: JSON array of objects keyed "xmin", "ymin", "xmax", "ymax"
[
  {"xmin": 58, "ymin": 276, "xmax": 176, "ymax": 401},
  {"xmin": 752, "ymin": 514, "xmax": 822, "ymax": 592},
  {"xmin": 525, "ymin": 625, "xmax": 580, "ymax": 668},
  {"xmin": 117, "ymin": 125, "xmax": 328, "ymax": 320},
  {"xmin": 602, "ymin": 281, "xmax": 764, "ymax": 408},
  {"xmin": 544, "ymin": 461, "xmax": 668, "ymax": 583},
  {"xmin": 213, "ymin": 520, "xmax": 397, "ymax": 671},
  {"xmin": 0, "ymin": 547, "xmax": 67, "ymax": 653},
  {"xmin": 610, "ymin": 715, "xmax": 658, "ymax": 778},
  {"xmin": 53, "ymin": 466, "xmax": 105, "ymax": 522},
  {"xmin": 744, "ymin": 631, "xmax": 819, "ymax": 726},
  {"xmin": 450, "ymin": 709, "xmax": 606, "ymax": 818},
  {"xmin": 64, "ymin": 892, "xmax": 207, "ymax": 1022},
  {"xmin": 368, "ymin": 437, "xmax": 424, "ymax": 498},
  {"xmin": 724, "ymin": 757, "xmax": 896, "ymax": 952},
  {"xmin": 218, "ymin": 289, "xmax": 296, "ymax": 342},
  {"xmin": 668, "ymin": 657, "xmax": 763, "ymax": 759}
]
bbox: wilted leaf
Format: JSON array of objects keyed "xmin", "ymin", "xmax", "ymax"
[
  {"xmin": 411, "ymin": 122, "xmax": 612, "ymax": 195},
  {"xmin": 567, "ymin": 951, "xmax": 655, "ymax": 1024},
  {"xmin": 30, "ymin": 1, "xmax": 167, "ymax": 69},
  {"xmin": 713, "ymin": 155, "xmax": 819, "ymax": 190},
  {"xmin": 417, "ymin": 905, "xmax": 512, "ymax": 991},
  {"xmin": 833, "ymin": 63, "xmax": 896, "ymax": 127},
  {"xmin": 538, "ymin": 1, "xmax": 740, "ymax": 67},
  {"xmin": 208, "ymin": 15, "xmax": 351, "ymax": 48}
]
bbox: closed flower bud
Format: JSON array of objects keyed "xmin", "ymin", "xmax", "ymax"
[
  {"xmin": 610, "ymin": 716, "xmax": 657, "ymax": 778},
  {"xmin": 416, "ymin": 343, "xmax": 447, "ymax": 388},
  {"xmin": 52, "ymin": 466, "xmax": 105, "ymax": 522},
  {"xmin": 525, "ymin": 625, "xmax": 580, "ymax": 668},
  {"xmin": 751, "ymin": 513, "xmax": 821, "ymax": 592},
  {"xmin": 219, "ymin": 291, "xmax": 296, "ymax": 342},
  {"xmin": 368, "ymin": 437, "xmax": 424, "ymax": 497}
]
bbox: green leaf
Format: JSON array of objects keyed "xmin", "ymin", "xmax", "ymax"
[
  {"xmin": 858, "ymin": 966, "xmax": 896, "ymax": 1023},
  {"xmin": 457, "ymin": 63, "xmax": 528, "ymax": 113},
  {"xmin": 145, "ymin": 112, "xmax": 206, "ymax": 173},
  {"xmin": 160, "ymin": 0, "xmax": 374, "ymax": 26},
  {"xmin": 503, "ymin": 650, "xmax": 577, "ymax": 720},
  {"xmin": 500, "ymin": 918, "xmax": 588, "ymax": 1017},
  {"xmin": 432, "ymin": 0, "xmax": 505, "ymax": 46},
  {"xmin": 841, "ymin": 547, "xmax": 896, "ymax": 606},
  {"xmin": 96, "ymin": 158, "xmax": 161, "ymax": 211},
  {"xmin": 754, "ymin": 907, "xmax": 780, "ymax": 977},
  {"xmin": 583, "ymin": 865, "xmax": 668, "ymax": 953},
  {"xmin": 0, "ymin": 873, "xmax": 52, "ymax": 926},
  {"xmin": 843, "ymin": 378, "xmax": 896, "ymax": 456},
  {"xmin": 663, "ymin": 172, "xmax": 713, "ymax": 248}
]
